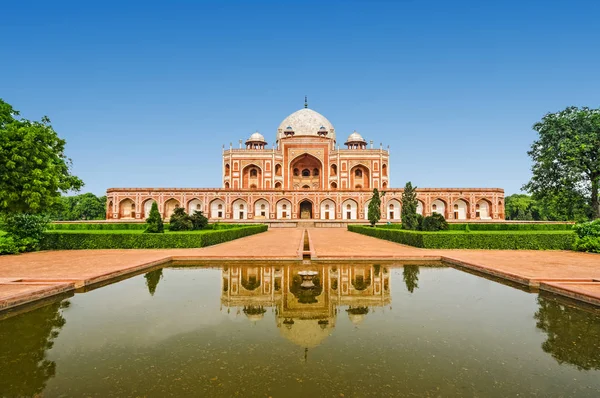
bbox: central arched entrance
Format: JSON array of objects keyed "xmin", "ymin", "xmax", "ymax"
[{"xmin": 299, "ymin": 200, "xmax": 313, "ymax": 219}]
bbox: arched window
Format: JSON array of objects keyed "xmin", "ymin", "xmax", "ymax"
[
  {"xmin": 275, "ymin": 182, "xmax": 282, "ymax": 189},
  {"xmin": 293, "ymin": 168, "xmax": 299, "ymax": 176},
  {"xmin": 347, "ymin": 204, "xmax": 351, "ymax": 210},
  {"xmin": 325, "ymin": 204, "xmax": 329, "ymax": 210},
  {"xmin": 275, "ymin": 164, "xmax": 282, "ymax": 176},
  {"xmin": 196, "ymin": 204, "xmax": 201, "ymax": 210},
  {"xmin": 355, "ymin": 185, "xmax": 362, "ymax": 189},
  {"xmin": 382, "ymin": 164, "xmax": 387, "ymax": 177},
  {"xmin": 250, "ymin": 184, "xmax": 257, "ymax": 189},
  {"xmin": 313, "ymin": 168, "xmax": 319, "ymax": 176},
  {"xmin": 240, "ymin": 204, "xmax": 244, "ymax": 210},
  {"xmin": 302, "ymin": 169, "xmax": 310, "ymax": 177},
  {"xmin": 302, "ymin": 185, "xmax": 310, "ymax": 189},
  {"xmin": 250, "ymin": 169, "xmax": 258, "ymax": 177},
  {"xmin": 225, "ymin": 164, "xmax": 230, "ymax": 176},
  {"xmin": 454, "ymin": 204, "xmax": 459, "ymax": 210},
  {"xmin": 218, "ymin": 204, "xmax": 223, "ymax": 210},
  {"xmin": 331, "ymin": 164, "xmax": 337, "ymax": 176},
  {"xmin": 225, "ymin": 182, "xmax": 230, "ymax": 188},
  {"xmin": 355, "ymin": 169, "xmax": 362, "ymax": 177},
  {"xmin": 282, "ymin": 204, "xmax": 287, "ymax": 209},
  {"xmin": 432, "ymin": 204, "xmax": 437, "ymax": 210},
  {"xmin": 330, "ymin": 181, "xmax": 337, "ymax": 189},
  {"xmin": 261, "ymin": 204, "xmax": 265, "ymax": 210},
  {"xmin": 389, "ymin": 204, "xmax": 394, "ymax": 209},
  {"xmin": 476, "ymin": 204, "xmax": 480, "ymax": 210}
]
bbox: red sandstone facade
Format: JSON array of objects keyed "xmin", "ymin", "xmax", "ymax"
[{"xmin": 106, "ymin": 106, "xmax": 505, "ymax": 221}]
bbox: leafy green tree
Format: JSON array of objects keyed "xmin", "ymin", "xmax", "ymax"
[
  {"xmin": 0, "ymin": 99, "xmax": 83, "ymax": 215},
  {"xmin": 534, "ymin": 296, "xmax": 600, "ymax": 370},
  {"xmin": 1, "ymin": 213, "xmax": 49, "ymax": 251},
  {"xmin": 190, "ymin": 210, "xmax": 209, "ymax": 230},
  {"xmin": 144, "ymin": 269, "xmax": 163, "ymax": 296},
  {"xmin": 144, "ymin": 202, "xmax": 164, "ymax": 233},
  {"xmin": 169, "ymin": 207, "xmax": 192, "ymax": 231},
  {"xmin": 505, "ymin": 194, "xmax": 539, "ymax": 220},
  {"xmin": 403, "ymin": 265, "xmax": 420, "ymax": 293},
  {"xmin": 72, "ymin": 193, "xmax": 106, "ymax": 220},
  {"xmin": 368, "ymin": 188, "xmax": 385, "ymax": 227},
  {"xmin": 401, "ymin": 182, "xmax": 419, "ymax": 230},
  {"xmin": 524, "ymin": 106, "xmax": 600, "ymax": 220}
]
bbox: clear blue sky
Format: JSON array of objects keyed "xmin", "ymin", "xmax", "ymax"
[{"xmin": 2, "ymin": 0, "xmax": 599, "ymax": 196}]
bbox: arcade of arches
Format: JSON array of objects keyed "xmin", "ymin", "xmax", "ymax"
[{"xmin": 107, "ymin": 105, "xmax": 504, "ymax": 220}]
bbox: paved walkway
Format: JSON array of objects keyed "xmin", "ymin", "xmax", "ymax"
[{"xmin": 1, "ymin": 227, "xmax": 599, "ymax": 311}]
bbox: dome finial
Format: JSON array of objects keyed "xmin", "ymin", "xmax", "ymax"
[{"xmin": 304, "ymin": 95, "xmax": 308, "ymax": 109}]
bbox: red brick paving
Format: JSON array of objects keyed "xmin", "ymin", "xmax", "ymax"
[{"xmin": 1, "ymin": 227, "xmax": 599, "ymax": 311}]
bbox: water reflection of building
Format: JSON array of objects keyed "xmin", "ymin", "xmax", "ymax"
[{"xmin": 221, "ymin": 264, "xmax": 390, "ymax": 349}]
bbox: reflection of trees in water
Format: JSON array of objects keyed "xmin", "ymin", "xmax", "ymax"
[
  {"xmin": 0, "ymin": 300, "xmax": 68, "ymax": 396},
  {"xmin": 290, "ymin": 275, "xmax": 322, "ymax": 304},
  {"xmin": 241, "ymin": 275, "xmax": 261, "ymax": 291},
  {"xmin": 403, "ymin": 265, "xmax": 420, "ymax": 293},
  {"xmin": 352, "ymin": 275, "xmax": 371, "ymax": 291},
  {"xmin": 144, "ymin": 268, "xmax": 163, "ymax": 296},
  {"xmin": 534, "ymin": 296, "xmax": 600, "ymax": 370}
]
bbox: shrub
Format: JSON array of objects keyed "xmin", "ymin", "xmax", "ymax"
[
  {"xmin": 40, "ymin": 225, "xmax": 268, "ymax": 250},
  {"xmin": 348, "ymin": 225, "xmax": 575, "ymax": 250},
  {"xmin": 1, "ymin": 213, "xmax": 50, "ymax": 252},
  {"xmin": 144, "ymin": 202, "xmax": 164, "ymax": 233},
  {"xmin": 190, "ymin": 210, "xmax": 209, "ymax": 230},
  {"xmin": 573, "ymin": 220, "xmax": 600, "ymax": 253},
  {"xmin": 421, "ymin": 213, "xmax": 449, "ymax": 231},
  {"xmin": 0, "ymin": 235, "xmax": 21, "ymax": 255},
  {"xmin": 169, "ymin": 207, "xmax": 192, "ymax": 231}
]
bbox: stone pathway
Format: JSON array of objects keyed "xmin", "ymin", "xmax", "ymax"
[{"xmin": 1, "ymin": 227, "xmax": 599, "ymax": 312}]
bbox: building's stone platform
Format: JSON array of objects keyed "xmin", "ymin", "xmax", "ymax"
[{"xmin": 0, "ymin": 227, "xmax": 598, "ymax": 312}]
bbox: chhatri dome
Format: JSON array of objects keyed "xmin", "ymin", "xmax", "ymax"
[{"xmin": 277, "ymin": 99, "xmax": 336, "ymax": 142}]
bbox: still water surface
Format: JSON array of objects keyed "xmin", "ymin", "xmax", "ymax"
[{"xmin": 1, "ymin": 263, "xmax": 600, "ymax": 397}]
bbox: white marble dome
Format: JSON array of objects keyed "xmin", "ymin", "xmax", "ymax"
[
  {"xmin": 247, "ymin": 131, "xmax": 266, "ymax": 143},
  {"xmin": 277, "ymin": 108, "xmax": 335, "ymax": 142},
  {"xmin": 345, "ymin": 130, "xmax": 365, "ymax": 143}
]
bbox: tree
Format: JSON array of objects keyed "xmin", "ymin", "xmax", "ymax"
[
  {"xmin": 401, "ymin": 182, "xmax": 419, "ymax": 230},
  {"xmin": 0, "ymin": 99, "xmax": 83, "ymax": 215},
  {"xmin": 144, "ymin": 202, "xmax": 164, "ymax": 233},
  {"xmin": 524, "ymin": 106, "xmax": 600, "ymax": 220},
  {"xmin": 49, "ymin": 193, "xmax": 106, "ymax": 221},
  {"xmin": 367, "ymin": 188, "xmax": 385, "ymax": 226},
  {"xmin": 169, "ymin": 207, "xmax": 192, "ymax": 231},
  {"xmin": 505, "ymin": 194, "xmax": 538, "ymax": 220}
]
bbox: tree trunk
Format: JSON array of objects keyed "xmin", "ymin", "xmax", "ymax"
[{"xmin": 592, "ymin": 175, "xmax": 599, "ymax": 219}]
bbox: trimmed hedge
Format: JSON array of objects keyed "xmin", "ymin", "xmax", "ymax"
[
  {"xmin": 379, "ymin": 223, "xmax": 573, "ymax": 231},
  {"xmin": 48, "ymin": 223, "xmax": 148, "ymax": 230},
  {"xmin": 40, "ymin": 225, "xmax": 268, "ymax": 250},
  {"xmin": 348, "ymin": 225, "xmax": 576, "ymax": 250},
  {"xmin": 47, "ymin": 222, "xmax": 249, "ymax": 231}
]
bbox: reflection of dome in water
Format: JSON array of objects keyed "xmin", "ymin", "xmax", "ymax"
[
  {"xmin": 347, "ymin": 312, "xmax": 366, "ymax": 325},
  {"xmin": 279, "ymin": 319, "xmax": 331, "ymax": 348},
  {"xmin": 245, "ymin": 313, "xmax": 265, "ymax": 322}
]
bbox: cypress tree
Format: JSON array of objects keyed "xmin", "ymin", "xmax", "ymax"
[
  {"xmin": 144, "ymin": 202, "xmax": 164, "ymax": 233},
  {"xmin": 401, "ymin": 181, "xmax": 419, "ymax": 230}
]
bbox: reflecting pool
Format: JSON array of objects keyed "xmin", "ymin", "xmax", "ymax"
[{"xmin": 1, "ymin": 263, "xmax": 600, "ymax": 397}]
